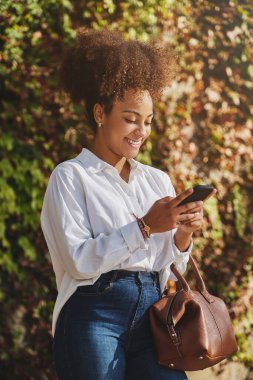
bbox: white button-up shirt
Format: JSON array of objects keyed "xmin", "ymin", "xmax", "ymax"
[{"xmin": 40, "ymin": 148, "xmax": 191, "ymax": 335}]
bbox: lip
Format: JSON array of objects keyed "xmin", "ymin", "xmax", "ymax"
[{"xmin": 125, "ymin": 137, "xmax": 142, "ymax": 148}]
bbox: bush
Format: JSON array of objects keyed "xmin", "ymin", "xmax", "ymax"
[{"xmin": 0, "ymin": 0, "xmax": 252, "ymax": 378}]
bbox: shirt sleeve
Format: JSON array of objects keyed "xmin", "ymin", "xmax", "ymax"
[
  {"xmin": 159, "ymin": 172, "xmax": 192, "ymax": 285},
  {"xmin": 40, "ymin": 165, "xmax": 148, "ymax": 280},
  {"xmin": 169, "ymin": 231, "xmax": 192, "ymax": 280}
]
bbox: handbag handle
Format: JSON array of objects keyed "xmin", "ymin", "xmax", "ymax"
[{"xmin": 171, "ymin": 256, "xmax": 214, "ymax": 302}]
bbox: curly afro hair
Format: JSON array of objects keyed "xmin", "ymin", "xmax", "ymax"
[{"xmin": 59, "ymin": 28, "xmax": 178, "ymax": 132}]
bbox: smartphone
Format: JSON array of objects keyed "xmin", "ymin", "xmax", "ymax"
[{"xmin": 177, "ymin": 185, "xmax": 214, "ymax": 206}]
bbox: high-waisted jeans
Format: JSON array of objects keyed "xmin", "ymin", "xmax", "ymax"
[{"xmin": 53, "ymin": 270, "xmax": 188, "ymax": 380}]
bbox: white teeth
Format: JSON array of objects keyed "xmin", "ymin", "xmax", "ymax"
[{"xmin": 126, "ymin": 138, "xmax": 141, "ymax": 145}]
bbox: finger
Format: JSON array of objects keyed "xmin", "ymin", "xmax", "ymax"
[
  {"xmin": 183, "ymin": 204, "xmax": 202, "ymax": 213},
  {"xmin": 178, "ymin": 211, "xmax": 201, "ymax": 222},
  {"xmin": 177, "ymin": 201, "xmax": 203, "ymax": 214},
  {"xmin": 171, "ymin": 188, "xmax": 194, "ymax": 207},
  {"xmin": 182, "ymin": 220, "xmax": 202, "ymax": 228},
  {"xmin": 181, "ymin": 213, "xmax": 203, "ymax": 224},
  {"xmin": 182, "ymin": 216, "xmax": 202, "ymax": 224}
]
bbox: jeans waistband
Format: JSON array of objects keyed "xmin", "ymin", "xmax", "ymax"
[{"xmin": 100, "ymin": 269, "xmax": 159, "ymax": 283}]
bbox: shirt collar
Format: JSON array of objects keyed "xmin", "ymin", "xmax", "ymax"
[{"xmin": 75, "ymin": 148, "xmax": 143, "ymax": 175}]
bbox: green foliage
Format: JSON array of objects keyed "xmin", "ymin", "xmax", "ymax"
[
  {"xmin": 0, "ymin": 0, "xmax": 253, "ymax": 378},
  {"xmin": 232, "ymin": 184, "xmax": 247, "ymax": 238}
]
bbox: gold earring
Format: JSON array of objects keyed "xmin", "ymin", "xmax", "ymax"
[{"xmin": 98, "ymin": 122, "xmax": 102, "ymax": 128}]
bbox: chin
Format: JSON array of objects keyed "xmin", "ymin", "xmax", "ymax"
[{"xmin": 124, "ymin": 150, "xmax": 139, "ymax": 159}]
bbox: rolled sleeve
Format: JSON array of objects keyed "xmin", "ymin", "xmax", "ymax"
[
  {"xmin": 120, "ymin": 220, "xmax": 149, "ymax": 252},
  {"xmin": 172, "ymin": 235, "xmax": 192, "ymax": 263},
  {"xmin": 168, "ymin": 231, "xmax": 192, "ymax": 281}
]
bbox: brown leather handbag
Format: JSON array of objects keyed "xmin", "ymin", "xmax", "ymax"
[{"xmin": 149, "ymin": 256, "xmax": 238, "ymax": 371}]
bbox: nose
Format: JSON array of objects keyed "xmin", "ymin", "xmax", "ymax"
[{"xmin": 134, "ymin": 122, "xmax": 148, "ymax": 138}]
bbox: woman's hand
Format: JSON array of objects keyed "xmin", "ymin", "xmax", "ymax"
[
  {"xmin": 143, "ymin": 187, "xmax": 217, "ymax": 235},
  {"xmin": 178, "ymin": 188, "xmax": 217, "ymax": 233},
  {"xmin": 143, "ymin": 188, "xmax": 202, "ymax": 234},
  {"xmin": 173, "ymin": 203, "xmax": 203, "ymax": 251},
  {"xmin": 174, "ymin": 188, "xmax": 216, "ymax": 251},
  {"xmin": 177, "ymin": 204, "xmax": 204, "ymax": 233}
]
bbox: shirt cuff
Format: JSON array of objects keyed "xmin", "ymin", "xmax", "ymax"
[
  {"xmin": 172, "ymin": 235, "xmax": 193, "ymax": 262},
  {"xmin": 120, "ymin": 220, "xmax": 149, "ymax": 253}
]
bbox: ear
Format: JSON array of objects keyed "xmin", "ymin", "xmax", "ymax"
[{"xmin": 93, "ymin": 103, "xmax": 105, "ymax": 125}]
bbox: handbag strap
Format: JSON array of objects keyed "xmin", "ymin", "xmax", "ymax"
[{"xmin": 171, "ymin": 256, "xmax": 214, "ymax": 303}]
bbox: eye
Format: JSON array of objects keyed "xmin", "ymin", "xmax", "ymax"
[{"xmin": 125, "ymin": 119, "xmax": 136, "ymax": 124}]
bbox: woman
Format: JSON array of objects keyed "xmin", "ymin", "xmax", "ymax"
[{"xmin": 41, "ymin": 28, "xmax": 211, "ymax": 380}]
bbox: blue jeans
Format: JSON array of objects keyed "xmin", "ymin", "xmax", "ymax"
[{"xmin": 53, "ymin": 270, "xmax": 188, "ymax": 380}]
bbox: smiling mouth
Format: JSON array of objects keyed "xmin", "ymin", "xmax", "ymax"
[{"xmin": 125, "ymin": 138, "xmax": 142, "ymax": 147}]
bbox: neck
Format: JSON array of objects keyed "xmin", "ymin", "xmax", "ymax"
[{"xmin": 90, "ymin": 143, "xmax": 128, "ymax": 175}]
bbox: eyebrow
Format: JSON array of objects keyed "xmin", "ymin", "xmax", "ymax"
[{"xmin": 122, "ymin": 110, "xmax": 153, "ymax": 117}]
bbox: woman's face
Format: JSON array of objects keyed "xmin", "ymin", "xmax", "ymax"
[{"xmin": 94, "ymin": 89, "xmax": 153, "ymax": 161}]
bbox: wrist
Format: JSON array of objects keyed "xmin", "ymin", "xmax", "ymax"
[
  {"xmin": 141, "ymin": 214, "xmax": 155, "ymax": 234},
  {"xmin": 141, "ymin": 216, "xmax": 151, "ymax": 237},
  {"xmin": 176, "ymin": 228, "xmax": 193, "ymax": 239},
  {"xmin": 174, "ymin": 229, "xmax": 193, "ymax": 252},
  {"xmin": 132, "ymin": 213, "xmax": 151, "ymax": 239}
]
